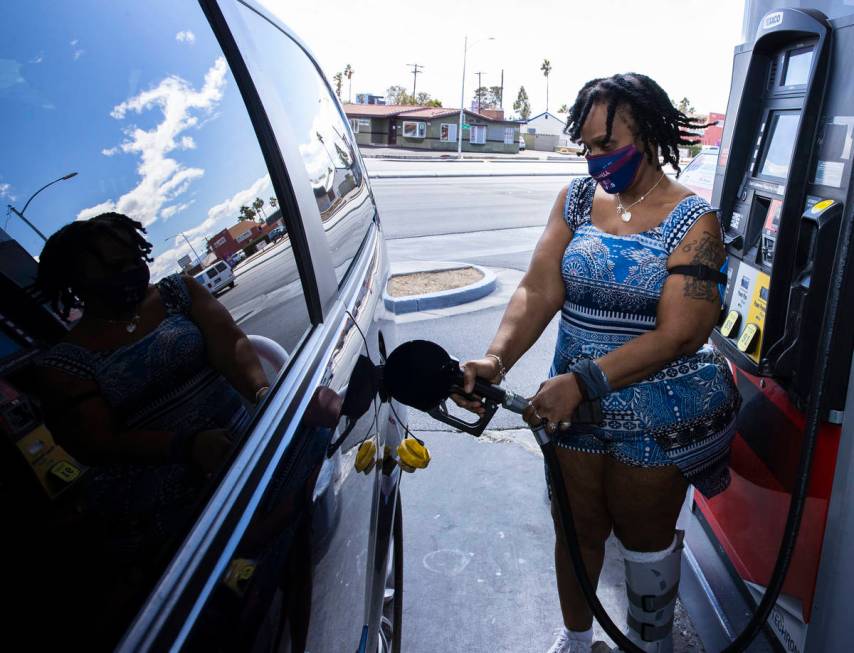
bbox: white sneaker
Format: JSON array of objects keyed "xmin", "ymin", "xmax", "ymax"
[{"xmin": 546, "ymin": 628, "xmax": 593, "ymax": 653}]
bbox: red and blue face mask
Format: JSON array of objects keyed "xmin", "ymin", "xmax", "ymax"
[{"xmin": 585, "ymin": 144, "xmax": 643, "ymax": 194}]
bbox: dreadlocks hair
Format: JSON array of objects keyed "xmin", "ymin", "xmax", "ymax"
[
  {"xmin": 37, "ymin": 212, "xmax": 153, "ymax": 320},
  {"xmin": 564, "ymin": 73, "xmax": 715, "ymax": 175}
]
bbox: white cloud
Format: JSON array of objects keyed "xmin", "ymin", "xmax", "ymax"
[
  {"xmin": 76, "ymin": 200, "xmax": 117, "ymax": 222},
  {"xmin": 73, "ymin": 49, "xmax": 85, "ymax": 61},
  {"xmin": 69, "ymin": 39, "xmax": 78, "ymax": 47},
  {"xmin": 29, "ymin": 54, "xmax": 44, "ymax": 64},
  {"xmin": 160, "ymin": 200, "xmax": 195, "ymax": 220},
  {"xmin": 0, "ymin": 182, "xmax": 15, "ymax": 201},
  {"xmin": 176, "ymin": 31, "xmax": 197, "ymax": 44},
  {"xmin": 149, "ymin": 173, "xmax": 272, "ymax": 280},
  {"xmin": 78, "ymin": 57, "xmax": 228, "ymax": 227}
]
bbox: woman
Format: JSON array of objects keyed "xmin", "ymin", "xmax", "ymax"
[
  {"xmin": 36, "ymin": 213, "xmax": 269, "ymax": 565},
  {"xmin": 454, "ymin": 74, "xmax": 740, "ymax": 653}
]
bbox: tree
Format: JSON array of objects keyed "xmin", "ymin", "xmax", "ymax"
[
  {"xmin": 541, "ymin": 59, "xmax": 552, "ymax": 113},
  {"xmin": 332, "ymin": 72, "xmax": 343, "ymax": 99},
  {"xmin": 473, "ymin": 86, "xmax": 502, "ymax": 111},
  {"xmin": 676, "ymin": 96, "xmax": 696, "ymax": 115},
  {"xmin": 415, "ymin": 91, "xmax": 442, "ymax": 107},
  {"xmin": 387, "ymin": 85, "xmax": 441, "ymax": 106},
  {"xmin": 513, "ymin": 86, "xmax": 531, "ymax": 121},
  {"xmin": 239, "ymin": 205, "xmax": 257, "ymax": 222},
  {"xmin": 252, "ymin": 197, "xmax": 266, "ymax": 221},
  {"xmin": 557, "ymin": 103, "xmax": 569, "ymax": 115},
  {"xmin": 344, "ymin": 64, "xmax": 354, "ymax": 103},
  {"xmin": 269, "ymin": 196, "xmax": 278, "ymax": 209},
  {"xmin": 386, "ymin": 85, "xmax": 411, "ymax": 105}
]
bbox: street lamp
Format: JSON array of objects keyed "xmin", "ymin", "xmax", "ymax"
[
  {"xmin": 164, "ymin": 232, "xmax": 203, "ymax": 266},
  {"xmin": 457, "ymin": 36, "xmax": 495, "ymax": 159},
  {"xmin": 6, "ymin": 171, "xmax": 78, "ymax": 241}
]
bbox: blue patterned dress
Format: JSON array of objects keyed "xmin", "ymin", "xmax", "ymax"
[{"xmin": 553, "ymin": 177, "xmax": 740, "ymax": 498}]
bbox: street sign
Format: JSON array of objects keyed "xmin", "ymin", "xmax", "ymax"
[
  {"xmin": 177, "ymin": 254, "xmax": 192, "ymax": 270},
  {"xmin": 463, "ymin": 123, "xmax": 471, "ymax": 129}
]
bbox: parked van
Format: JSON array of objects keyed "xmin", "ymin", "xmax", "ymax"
[
  {"xmin": 1, "ymin": 2, "xmax": 403, "ymax": 652},
  {"xmin": 194, "ymin": 260, "xmax": 235, "ymax": 294}
]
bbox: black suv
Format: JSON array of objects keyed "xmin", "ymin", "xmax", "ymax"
[{"xmin": 0, "ymin": 1, "xmax": 403, "ymax": 651}]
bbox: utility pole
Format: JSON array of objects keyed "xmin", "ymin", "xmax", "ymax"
[
  {"xmin": 407, "ymin": 63, "xmax": 424, "ymax": 98},
  {"xmin": 474, "ymin": 71, "xmax": 485, "ymax": 113},
  {"xmin": 500, "ymin": 69, "xmax": 504, "ymax": 109}
]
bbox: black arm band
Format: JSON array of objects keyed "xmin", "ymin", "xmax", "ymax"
[{"xmin": 667, "ymin": 265, "xmax": 727, "ymax": 285}]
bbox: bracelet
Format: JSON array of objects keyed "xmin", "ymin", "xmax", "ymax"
[
  {"xmin": 254, "ymin": 386, "xmax": 270, "ymax": 405},
  {"xmin": 485, "ymin": 353, "xmax": 507, "ymax": 382}
]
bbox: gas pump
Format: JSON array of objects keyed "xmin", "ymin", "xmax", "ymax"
[{"xmin": 681, "ymin": 4, "xmax": 854, "ymax": 652}]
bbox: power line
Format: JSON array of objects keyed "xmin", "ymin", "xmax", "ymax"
[{"xmin": 407, "ymin": 63, "xmax": 424, "ymax": 98}]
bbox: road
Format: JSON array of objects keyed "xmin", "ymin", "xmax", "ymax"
[{"xmin": 365, "ymin": 157, "xmax": 589, "ymax": 178}]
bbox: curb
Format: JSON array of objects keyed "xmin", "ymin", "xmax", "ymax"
[{"xmin": 383, "ymin": 263, "xmax": 496, "ymax": 315}]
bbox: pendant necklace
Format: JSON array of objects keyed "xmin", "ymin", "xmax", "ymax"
[
  {"xmin": 616, "ymin": 173, "xmax": 666, "ymax": 223},
  {"xmin": 92, "ymin": 312, "xmax": 141, "ymax": 333}
]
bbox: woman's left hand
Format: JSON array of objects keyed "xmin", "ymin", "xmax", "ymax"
[{"xmin": 524, "ymin": 373, "xmax": 584, "ymax": 430}]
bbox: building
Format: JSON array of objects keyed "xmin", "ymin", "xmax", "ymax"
[
  {"xmin": 701, "ymin": 112, "xmax": 725, "ymax": 147},
  {"xmin": 354, "ymin": 93, "xmax": 385, "ymax": 105},
  {"xmin": 520, "ymin": 111, "xmax": 576, "ymax": 152},
  {"xmin": 342, "ymin": 104, "xmax": 520, "ymax": 153},
  {"xmin": 207, "ymin": 209, "xmax": 284, "ymax": 264},
  {"xmin": 523, "ymin": 111, "xmax": 567, "ymax": 136}
]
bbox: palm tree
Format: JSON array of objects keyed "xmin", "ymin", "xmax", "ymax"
[
  {"xmin": 269, "ymin": 196, "xmax": 278, "ymax": 209},
  {"xmin": 239, "ymin": 205, "xmax": 257, "ymax": 222},
  {"xmin": 557, "ymin": 103, "xmax": 568, "ymax": 115},
  {"xmin": 541, "ymin": 59, "xmax": 552, "ymax": 113},
  {"xmin": 344, "ymin": 64, "xmax": 354, "ymax": 103},
  {"xmin": 253, "ymin": 197, "xmax": 267, "ymax": 221},
  {"xmin": 332, "ymin": 72, "xmax": 343, "ymax": 99}
]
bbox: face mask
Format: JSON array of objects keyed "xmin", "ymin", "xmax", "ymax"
[
  {"xmin": 586, "ymin": 144, "xmax": 644, "ymax": 194},
  {"xmin": 86, "ymin": 263, "xmax": 150, "ymax": 310}
]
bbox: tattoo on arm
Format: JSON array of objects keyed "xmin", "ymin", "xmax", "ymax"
[{"xmin": 679, "ymin": 232, "xmax": 726, "ymax": 302}]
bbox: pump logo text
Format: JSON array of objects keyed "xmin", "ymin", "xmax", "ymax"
[{"xmin": 763, "ymin": 12, "xmax": 784, "ymax": 30}]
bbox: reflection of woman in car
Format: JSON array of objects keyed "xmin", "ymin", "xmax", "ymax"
[
  {"xmin": 454, "ymin": 74, "xmax": 740, "ymax": 653},
  {"xmin": 36, "ymin": 213, "xmax": 269, "ymax": 556}
]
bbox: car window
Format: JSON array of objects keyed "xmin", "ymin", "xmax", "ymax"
[
  {"xmin": 0, "ymin": 1, "xmax": 312, "ymax": 647},
  {"xmin": 207, "ymin": 268, "xmax": 219, "ymax": 278},
  {"xmin": 225, "ymin": 3, "xmax": 377, "ymax": 285},
  {"xmin": 215, "ymin": 262, "xmax": 227, "ymax": 272}
]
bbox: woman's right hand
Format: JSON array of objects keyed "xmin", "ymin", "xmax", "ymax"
[{"xmin": 450, "ymin": 357, "xmax": 502, "ymax": 416}]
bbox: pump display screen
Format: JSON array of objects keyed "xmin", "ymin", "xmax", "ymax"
[
  {"xmin": 759, "ymin": 112, "xmax": 800, "ymax": 180},
  {"xmin": 783, "ymin": 47, "xmax": 813, "ymax": 86}
]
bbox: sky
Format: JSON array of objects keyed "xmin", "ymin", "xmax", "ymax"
[
  {"xmin": 1, "ymin": 1, "xmax": 273, "ymax": 278},
  {"xmin": 258, "ymin": 0, "xmax": 747, "ymax": 116},
  {"xmin": 2, "ymin": 0, "xmax": 748, "ymax": 278}
]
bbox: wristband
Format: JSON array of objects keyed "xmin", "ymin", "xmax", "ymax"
[{"xmin": 569, "ymin": 359, "xmax": 612, "ymax": 400}]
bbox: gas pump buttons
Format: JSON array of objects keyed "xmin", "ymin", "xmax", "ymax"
[
  {"xmin": 737, "ymin": 323, "xmax": 761, "ymax": 354},
  {"xmin": 721, "ymin": 310, "xmax": 742, "ymax": 338}
]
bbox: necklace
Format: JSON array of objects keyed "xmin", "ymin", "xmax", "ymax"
[
  {"xmin": 616, "ymin": 173, "xmax": 666, "ymax": 223},
  {"xmin": 90, "ymin": 312, "xmax": 141, "ymax": 333}
]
